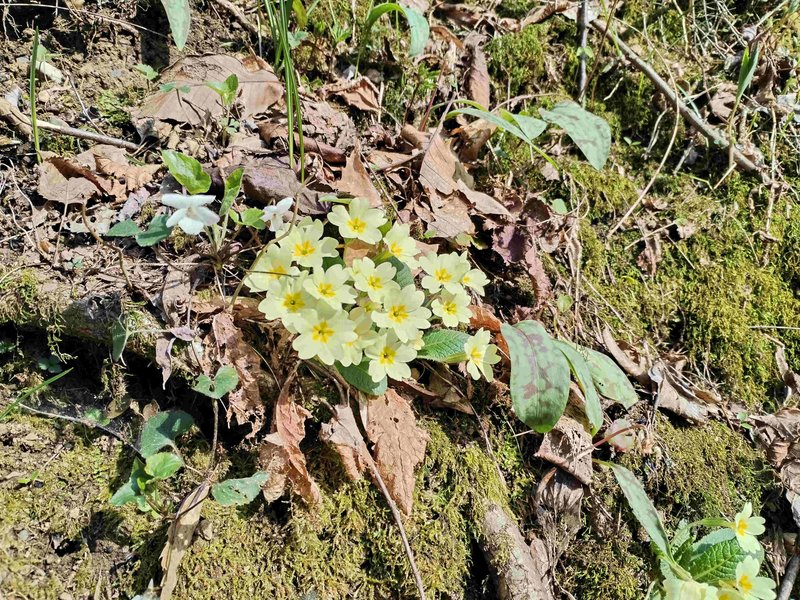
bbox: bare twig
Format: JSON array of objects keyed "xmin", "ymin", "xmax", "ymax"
[
  {"xmin": 589, "ymin": 18, "xmax": 767, "ymax": 180},
  {"xmin": 777, "ymin": 551, "xmax": 799, "ymax": 600},
  {"xmin": 37, "ymin": 120, "xmax": 141, "ymax": 151}
]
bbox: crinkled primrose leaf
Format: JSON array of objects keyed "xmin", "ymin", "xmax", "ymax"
[
  {"xmin": 417, "ymin": 329, "xmax": 470, "ymax": 363},
  {"xmin": 212, "ymin": 472, "xmax": 269, "ymax": 506},
  {"xmin": 138, "ymin": 410, "xmax": 195, "ymax": 458}
]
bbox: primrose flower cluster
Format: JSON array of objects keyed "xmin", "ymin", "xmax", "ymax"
[
  {"xmin": 245, "ymin": 198, "xmax": 500, "ymax": 383},
  {"xmin": 663, "ymin": 503, "xmax": 775, "ymax": 600}
]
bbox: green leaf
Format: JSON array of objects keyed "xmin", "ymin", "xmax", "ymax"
[
  {"xmin": 736, "ymin": 44, "xmax": 760, "ymax": 102},
  {"xmin": 138, "ymin": 410, "xmax": 195, "ymax": 458},
  {"xmin": 552, "ymin": 340, "xmax": 603, "ymax": 434},
  {"xmin": 388, "ymin": 256, "xmax": 414, "ymax": 288},
  {"xmin": 417, "ymin": 329, "xmax": 470, "ymax": 363},
  {"xmin": 364, "ymin": 3, "xmax": 430, "ymax": 57},
  {"xmin": 688, "ymin": 536, "xmax": 746, "ymax": 584},
  {"xmin": 292, "ymin": 0, "xmax": 308, "ymax": 28},
  {"xmin": 110, "ymin": 458, "xmax": 147, "ymax": 505},
  {"xmin": 336, "ymin": 360, "xmax": 387, "ymax": 395},
  {"xmin": 106, "ymin": 219, "xmax": 143, "ymax": 237},
  {"xmin": 135, "ymin": 63, "xmax": 158, "ymax": 81},
  {"xmin": 501, "ymin": 321, "xmax": 571, "ymax": 433},
  {"xmin": 192, "ymin": 365, "xmax": 239, "ymax": 399},
  {"xmin": 220, "ymin": 168, "xmax": 243, "ymax": 217},
  {"xmin": 160, "ymin": 150, "xmax": 211, "ymax": 194},
  {"xmin": 145, "ymin": 452, "xmax": 184, "ymax": 480},
  {"xmin": 135, "ymin": 215, "xmax": 172, "ymax": 247},
  {"xmin": 604, "ymin": 462, "xmax": 674, "ymax": 564},
  {"xmin": 539, "ymin": 101, "xmax": 611, "ymax": 170},
  {"xmin": 160, "ymin": 0, "xmax": 192, "ymax": 50},
  {"xmin": 448, "ymin": 107, "xmax": 529, "ymax": 143},
  {"xmin": 212, "ymin": 472, "xmax": 269, "ymax": 506},
  {"xmin": 84, "ymin": 407, "xmax": 111, "ymax": 426},
  {"xmin": 573, "ymin": 344, "xmax": 638, "ymax": 408},
  {"xmin": 509, "ymin": 113, "xmax": 547, "ymax": 142},
  {"xmin": 206, "ymin": 74, "xmax": 238, "ymax": 108},
  {"xmin": 111, "ymin": 317, "xmax": 131, "ymax": 362},
  {"xmin": 239, "ymin": 207, "xmax": 267, "ymax": 229}
]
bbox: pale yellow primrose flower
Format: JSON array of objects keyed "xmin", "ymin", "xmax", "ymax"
[
  {"xmin": 717, "ymin": 588, "xmax": 745, "ymax": 600},
  {"xmin": 356, "ymin": 293, "xmax": 381, "ymax": 314},
  {"xmin": 664, "ymin": 578, "xmax": 717, "ymax": 600},
  {"xmin": 339, "ymin": 307, "xmax": 380, "ymax": 367},
  {"xmin": 407, "ymin": 329, "xmax": 425, "ymax": 351},
  {"xmin": 419, "ymin": 252, "xmax": 469, "ymax": 294},
  {"xmin": 365, "ymin": 330, "xmax": 417, "ymax": 382},
  {"xmin": 383, "ymin": 223, "xmax": 420, "ymax": 268},
  {"xmin": 372, "ymin": 285, "xmax": 432, "ymax": 342},
  {"xmin": 464, "ymin": 329, "xmax": 501, "ymax": 382},
  {"xmin": 460, "ymin": 258, "xmax": 490, "ymax": 296},
  {"xmin": 734, "ymin": 557, "xmax": 776, "ymax": 600},
  {"xmin": 162, "ymin": 193, "xmax": 219, "ymax": 235},
  {"xmin": 431, "ymin": 289, "xmax": 472, "ymax": 327},
  {"xmin": 730, "ymin": 502, "xmax": 766, "ymax": 553},
  {"xmin": 244, "ymin": 245, "xmax": 299, "ymax": 292},
  {"xmin": 292, "ymin": 306, "xmax": 357, "ymax": 365},
  {"xmin": 303, "ymin": 264, "xmax": 356, "ymax": 309},
  {"xmin": 328, "ymin": 197, "xmax": 387, "ymax": 243},
  {"xmin": 279, "ymin": 218, "xmax": 338, "ymax": 269},
  {"xmin": 258, "ymin": 272, "xmax": 314, "ymax": 333},
  {"xmin": 351, "ymin": 257, "xmax": 400, "ymax": 302}
]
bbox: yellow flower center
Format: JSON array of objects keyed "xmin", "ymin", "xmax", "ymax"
[
  {"xmin": 443, "ymin": 301, "xmax": 458, "ymax": 315},
  {"xmin": 470, "ymin": 347, "xmax": 483, "ymax": 362},
  {"xmin": 293, "ymin": 240, "xmax": 315, "ymax": 257},
  {"xmin": 312, "ymin": 321, "xmax": 334, "ymax": 343},
  {"xmin": 462, "ymin": 274, "xmax": 471, "ymax": 285},
  {"xmin": 738, "ymin": 575, "xmax": 753, "ymax": 594},
  {"xmin": 317, "ymin": 282, "xmax": 335, "ymax": 298},
  {"xmin": 736, "ymin": 519, "xmax": 748, "ymax": 536},
  {"xmin": 434, "ymin": 268, "xmax": 452, "ymax": 283},
  {"xmin": 389, "ymin": 242, "xmax": 402, "ymax": 255},
  {"xmin": 347, "ymin": 217, "xmax": 367, "ymax": 234},
  {"xmin": 388, "ymin": 305, "xmax": 409, "ymax": 323},
  {"xmin": 379, "ymin": 346, "xmax": 396, "ymax": 364},
  {"xmin": 282, "ymin": 292, "xmax": 305, "ymax": 312},
  {"xmin": 367, "ymin": 275, "xmax": 383, "ymax": 290}
]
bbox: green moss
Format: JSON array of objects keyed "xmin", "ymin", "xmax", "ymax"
[
  {"xmin": 486, "ymin": 25, "xmax": 548, "ymax": 98},
  {"xmin": 96, "ymin": 89, "xmax": 136, "ymax": 128}
]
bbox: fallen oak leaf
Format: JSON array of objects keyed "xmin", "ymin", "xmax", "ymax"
[
  {"xmin": 335, "ymin": 142, "xmax": 382, "ymax": 207},
  {"xmin": 319, "ymin": 76, "xmax": 381, "ymax": 113}
]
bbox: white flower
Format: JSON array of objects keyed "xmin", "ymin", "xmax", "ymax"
[
  {"xmin": 328, "ymin": 197, "xmax": 386, "ymax": 243},
  {"xmin": 278, "ymin": 218, "xmax": 338, "ymax": 269},
  {"xmin": 261, "ymin": 197, "xmax": 294, "ymax": 233},
  {"xmin": 365, "ymin": 330, "xmax": 417, "ymax": 382},
  {"xmin": 339, "ymin": 307, "xmax": 380, "ymax": 367},
  {"xmin": 464, "ymin": 329, "xmax": 501, "ymax": 381},
  {"xmin": 730, "ymin": 503, "xmax": 766, "ymax": 553},
  {"xmin": 372, "ymin": 285, "xmax": 432, "ymax": 342},
  {"xmin": 244, "ymin": 245, "xmax": 300, "ymax": 292},
  {"xmin": 418, "ymin": 252, "xmax": 469, "ymax": 294},
  {"xmin": 383, "ymin": 223, "xmax": 420, "ymax": 268},
  {"xmin": 162, "ymin": 193, "xmax": 219, "ymax": 235},
  {"xmin": 734, "ymin": 557, "xmax": 776, "ymax": 600},
  {"xmin": 664, "ymin": 578, "xmax": 716, "ymax": 600},
  {"xmin": 292, "ymin": 306, "xmax": 357, "ymax": 365},
  {"xmin": 258, "ymin": 272, "xmax": 314, "ymax": 333},
  {"xmin": 303, "ymin": 264, "xmax": 356, "ymax": 309},
  {"xmin": 350, "ymin": 257, "xmax": 399, "ymax": 302},
  {"xmin": 431, "ymin": 289, "xmax": 472, "ymax": 327}
]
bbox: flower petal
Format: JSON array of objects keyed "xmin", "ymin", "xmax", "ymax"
[{"xmin": 178, "ymin": 217, "xmax": 205, "ymax": 235}]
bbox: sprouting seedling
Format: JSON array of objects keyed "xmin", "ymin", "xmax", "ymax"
[
  {"xmin": 206, "ymin": 73, "xmax": 238, "ymax": 109},
  {"xmin": 29, "ymin": 28, "xmax": 41, "ymax": 163},
  {"xmin": 358, "ymin": 2, "xmax": 430, "ymax": 69}
]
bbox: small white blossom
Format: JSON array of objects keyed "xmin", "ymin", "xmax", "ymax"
[
  {"xmin": 258, "ymin": 272, "xmax": 314, "ymax": 333},
  {"xmin": 418, "ymin": 252, "xmax": 469, "ymax": 294},
  {"xmin": 261, "ymin": 197, "xmax": 294, "ymax": 233},
  {"xmin": 664, "ymin": 578, "xmax": 716, "ymax": 600},
  {"xmin": 351, "ymin": 257, "xmax": 399, "ymax": 302},
  {"xmin": 729, "ymin": 503, "xmax": 766, "ymax": 553},
  {"xmin": 244, "ymin": 245, "xmax": 299, "ymax": 292},
  {"xmin": 431, "ymin": 289, "xmax": 472, "ymax": 327},
  {"xmin": 383, "ymin": 223, "xmax": 420, "ymax": 268},
  {"xmin": 162, "ymin": 193, "xmax": 219, "ymax": 235},
  {"xmin": 734, "ymin": 557, "xmax": 776, "ymax": 600},
  {"xmin": 339, "ymin": 307, "xmax": 380, "ymax": 367},
  {"xmin": 279, "ymin": 218, "xmax": 338, "ymax": 269}
]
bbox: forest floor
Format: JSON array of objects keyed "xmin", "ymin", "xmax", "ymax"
[{"xmin": 1, "ymin": 0, "xmax": 800, "ymax": 599}]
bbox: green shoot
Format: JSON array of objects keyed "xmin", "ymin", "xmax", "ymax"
[{"xmin": 29, "ymin": 28, "xmax": 41, "ymax": 163}]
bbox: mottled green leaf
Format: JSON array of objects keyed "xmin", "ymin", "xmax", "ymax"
[
  {"xmin": 138, "ymin": 410, "xmax": 195, "ymax": 458},
  {"xmin": 552, "ymin": 340, "xmax": 603, "ymax": 434},
  {"xmin": 501, "ymin": 320, "xmax": 570, "ymax": 433},
  {"xmin": 539, "ymin": 101, "xmax": 611, "ymax": 170},
  {"xmin": 336, "ymin": 360, "xmax": 387, "ymax": 396},
  {"xmin": 160, "ymin": 0, "xmax": 191, "ymax": 50},
  {"xmin": 389, "ymin": 256, "xmax": 414, "ymax": 288},
  {"xmin": 135, "ymin": 215, "xmax": 172, "ymax": 247},
  {"xmin": 110, "ymin": 457, "xmax": 147, "ymax": 505},
  {"xmin": 106, "ymin": 219, "xmax": 143, "ymax": 237},
  {"xmin": 510, "ymin": 113, "xmax": 547, "ymax": 142},
  {"xmin": 111, "ymin": 317, "xmax": 130, "ymax": 362},
  {"xmin": 364, "ymin": 3, "xmax": 430, "ymax": 58},
  {"xmin": 688, "ymin": 537, "xmax": 745, "ymax": 583},
  {"xmin": 212, "ymin": 472, "xmax": 269, "ymax": 506},
  {"xmin": 570, "ymin": 342, "xmax": 638, "ymax": 408},
  {"xmin": 161, "ymin": 150, "xmax": 210, "ymax": 194},
  {"xmin": 144, "ymin": 452, "xmax": 183, "ymax": 480},
  {"xmin": 605, "ymin": 462, "xmax": 674, "ymax": 564},
  {"xmin": 417, "ymin": 329, "xmax": 470, "ymax": 363},
  {"xmin": 192, "ymin": 365, "xmax": 239, "ymax": 399}
]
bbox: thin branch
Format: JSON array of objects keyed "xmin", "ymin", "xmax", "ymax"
[
  {"xmin": 37, "ymin": 120, "xmax": 141, "ymax": 151},
  {"xmin": 777, "ymin": 551, "xmax": 799, "ymax": 600}
]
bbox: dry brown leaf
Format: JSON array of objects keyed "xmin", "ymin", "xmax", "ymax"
[
  {"xmin": 134, "ymin": 54, "xmax": 283, "ymax": 127},
  {"xmin": 776, "ymin": 346, "xmax": 800, "ymax": 399},
  {"xmin": 534, "ymin": 467, "xmax": 583, "ymax": 566},
  {"xmin": 160, "ymin": 482, "xmax": 210, "ymax": 600},
  {"xmin": 466, "ymin": 42, "xmax": 490, "ymax": 109},
  {"xmin": 428, "ymin": 365, "xmax": 474, "ymax": 413},
  {"xmin": 335, "ymin": 142, "xmax": 382, "ymax": 207},
  {"xmin": 366, "ymin": 390, "xmax": 429, "ymax": 516},
  {"xmin": 343, "ymin": 239, "xmax": 374, "ymax": 266},
  {"xmin": 534, "ymin": 416, "xmax": 593, "ymax": 485},
  {"xmin": 37, "ymin": 157, "xmax": 107, "ymax": 205},
  {"xmin": 320, "ymin": 76, "xmax": 381, "ymax": 113},
  {"xmin": 260, "ymin": 372, "xmax": 321, "ymax": 505},
  {"xmin": 91, "ymin": 144, "xmax": 160, "ymax": 191},
  {"xmin": 457, "ymin": 180, "xmax": 511, "ymax": 218},
  {"xmin": 427, "ymin": 194, "xmax": 476, "ymax": 239},
  {"xmin": 419, "ymin": 133, "xmax": 457, "ymax": 196},
  {"xmin": 237, "ymin": 156, "xmax": 302, "ymax": 205},
  {"xmin": 455, "ymin": 118, "xmax": 496, "ymax": 162},
  {"xmin": 469, "ymin": 305, "xmax": 502, "ymax": 332},
  {"xmin": 257, "ymin": 122, "xmax": 346, "ymax": 164},
  {"xmin": 319, "ymin": 402, "xmax": 371, "ymax": 481},
  {"xmin": 601, "ymin": 327, "xmax": 649, "ymax": 384},
  {"xmin": 520, "ymin": 0, "xmax": 570, "ymax": 26}
]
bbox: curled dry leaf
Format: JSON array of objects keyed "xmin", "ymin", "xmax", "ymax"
[
  {"xmin": 319, "ymin": 76, "xmax": 381, "ymax": 113},
  {"xmin": 534, "ymin": 467, "xmax": 583, "ymax": 566},
  {"xmin": 335, "ymin": 142, "xmax": 382, "ymax": 207},
  {"xmin": 534, "ymin": 415, "xmax": 593, "ymax": 486},
  {"xmin": 37, "ymin": 157, "xmax": 109, "ymax": 205},
  {"xmin": 465, "ymin": 36, "xmax": 490, "ymax": 109},
  {"xmin": 159, "ymin": 482, "xmax": 210, "ymax": 600},
  {"xmin": 259, "ymin": 371, "xmax": 322, "ymax": 505},
  {"xmin": 319, "ymin": 402, "xmax": 369, "ymax": 482},
  {"xmin": 90, "ymin": 144, "xmax": 160, "ymax": 191},
  {"xmin": 366, "ymin": 389, "xmax": 429, "ymax": 516}
]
